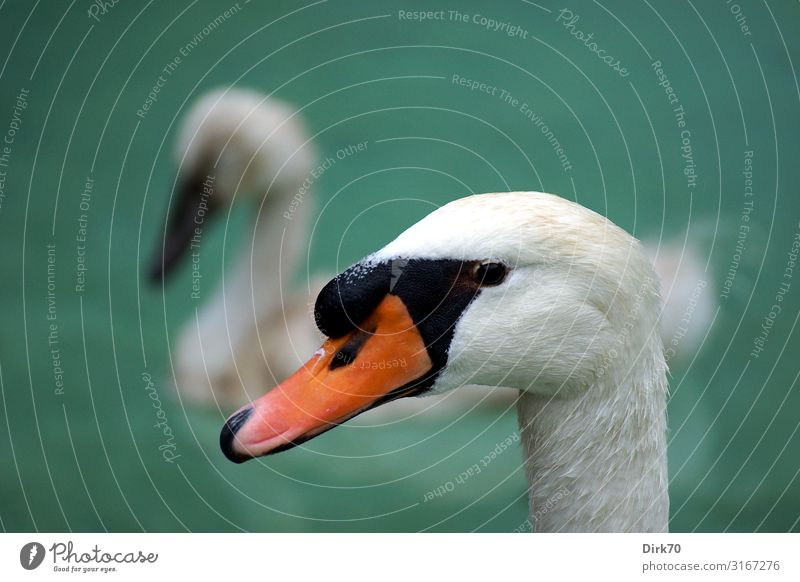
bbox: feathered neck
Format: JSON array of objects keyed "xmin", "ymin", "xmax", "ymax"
[
  {"xmin": 192, "ymin": 193, "xmax": 312, "ymax": 355},
  {"xmin": 516, "ymin": 305, "xmax": 669, "ymax": 532}
]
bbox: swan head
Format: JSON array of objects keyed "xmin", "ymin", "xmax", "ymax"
[
  {"xmin": 221, "ymin": 192, "xmax": 663, "ymax": 462},
  {"xmin": 149, "ymin": 88, "xmax": 313, "ymax": 281}
]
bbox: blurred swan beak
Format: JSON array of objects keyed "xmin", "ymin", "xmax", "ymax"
[{"xmin": 149, "ymin": 173, "xmax": 217, "ymax": 282}]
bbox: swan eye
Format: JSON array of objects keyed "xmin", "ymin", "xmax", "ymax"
[{"xmin": 474, "ymin": 261, "xmax": 507, "ymax": 286}]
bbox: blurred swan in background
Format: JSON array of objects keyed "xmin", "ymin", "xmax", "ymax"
[
  {"xmin": 149, "ymin": 88, "xmax": 323, "ymax": 407},
  {"xmin": 150, "ymin": 88, "xmax": 715, "ymax": 416}
]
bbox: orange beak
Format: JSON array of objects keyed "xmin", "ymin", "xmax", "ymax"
[{"xmin": 220, "ymin": 295, "xmax": 434, "ymax": 462}]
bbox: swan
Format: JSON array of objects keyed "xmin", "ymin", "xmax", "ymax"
[
  {"xmin": 220, "ymin": 191, "xmax": 669, "ymax": 532},
  {"xmin": 149, "ymin": 88, "xmax": 322, "ymax": 406}
]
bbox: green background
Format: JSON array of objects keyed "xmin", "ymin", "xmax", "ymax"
[{"xmin": 1, "ymin": 0, "xmax": 798, "ymax": 532}]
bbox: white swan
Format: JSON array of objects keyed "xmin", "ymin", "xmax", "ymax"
[
  {"xmin": 149, "ymin": 88, "xmax": 322, "ymax": 406},
  {"xmin": 221, "ymin": 192, "xmax": 669, "ymax": 532}
]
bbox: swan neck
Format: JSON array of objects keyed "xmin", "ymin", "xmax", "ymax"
[
  {"xmin": 517, "ymin": 343, "xmax": 668, "ymax": 532},
  {"xmin": 194, "ymin": 190, "xmax": 311, "ymax": 352}
]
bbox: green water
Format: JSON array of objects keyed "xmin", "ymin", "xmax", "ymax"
[{"xmin": 0, "ymin": 0, "xmax": 798, "ymax": 531}]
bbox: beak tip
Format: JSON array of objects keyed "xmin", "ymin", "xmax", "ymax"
[{"xmin": 220, "ymin": 407, "xmax": 254, "ymax": 464}]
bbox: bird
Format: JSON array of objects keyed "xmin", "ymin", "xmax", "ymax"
[
  {"xmin": 148, "ymin": 88, "xmax": 323, "ymax": 406},
  {"xmin": 220, "ymin": 191, "xmax": 670, "ymax": 533}
]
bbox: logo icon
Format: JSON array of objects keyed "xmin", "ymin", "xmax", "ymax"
[{"xmin": 20, "ymin": 542, "xmax": 45, "ymax": 570}]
